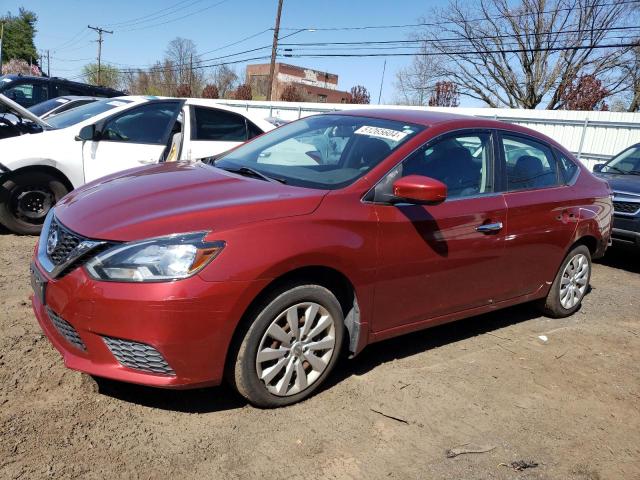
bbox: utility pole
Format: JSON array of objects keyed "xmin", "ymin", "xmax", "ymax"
[
  {"xmin": 266, "ymin": 0, "xmax": 284, "ymax": 101},
  {"xmin": 0, "ymin": 23, "xmax": 4, "ymax": 73},
  {"xmin": 47, "ymin": 49, "xmax": 50, "ymax": 77},
  {"xmin": 88, "ymin": 25, "xmax": 113, "ymax": 85}
]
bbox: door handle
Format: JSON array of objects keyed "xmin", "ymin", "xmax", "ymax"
[{"xmin": 476, "ymin": 222, "xmax": 503, "ymax": 233}]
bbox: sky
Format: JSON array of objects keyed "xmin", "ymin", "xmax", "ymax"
[{"xmin": 1, "ymin": 0, "xmax": 456, "ymax": 105}]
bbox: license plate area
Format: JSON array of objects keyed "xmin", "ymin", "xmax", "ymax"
[{"xmin": 30, "ymin": 263, "xmax": 47, "ymax": 305}]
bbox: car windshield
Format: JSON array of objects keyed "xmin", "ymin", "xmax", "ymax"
[
  {"xmin": 212, "ymin": 114, "xmax": 424, "ymax": 189},
  {"xmin": 46, "ymin": 98, "xmax": 132, "ymax": 129},
  {"xmin": 28, "ymin": 98, "xmax": 70, "ymax": 117},
  {"xmin": 601, "ymin": 145, "xmax": 640, "ymax": 174}
]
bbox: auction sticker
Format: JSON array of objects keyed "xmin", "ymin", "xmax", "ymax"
[
  {"xmin": 355, "ymin": 125, "xmax": 408, "ymax": 142},
  {"xmin": 107, "ymin": 100, "xmax": 127, "ymax": 107}
]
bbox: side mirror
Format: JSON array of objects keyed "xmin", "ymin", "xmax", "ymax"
[
  {"xmin": 75, "ymin": 124, "xmax": 96, "ymax": 141},
  {"xmin": 593, "ymin": 163, "xmax": 605, "ymax": 173},
  {"xmin": 392, "ymin": 175, "xmax": 447, "ymax": 205}
]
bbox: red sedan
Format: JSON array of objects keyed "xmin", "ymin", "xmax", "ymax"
[{"xmin": 30, "ymin": 110, "xmax": 612, "ymax": 407}]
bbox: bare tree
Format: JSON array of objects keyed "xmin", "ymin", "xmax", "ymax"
[
  {"xmin": 428, "ymin": 81, "xmax": 460, "ymax": 107},
  {"xmin": 201, "ymin": 84, "xmax": 219, "ymax": 99},
  {"xmin": 233, "ymin": 84, "xmax": 252, "ymax": 100},
  {"xmin": 559, "ymin": 74, "xmax": 609, "ymax": 110},
  {"xmin": 395, "ymin": 41, "xmax": 443, "ymax": 106},
  {"xmin": 211, "ymin": 65, "xmax": 238, "ymax": 98},
  {"xmin": 165, "ymin": 37, "xmax": 204, "ymax": 94},
  {"xmin": 349, "ymin": 85, "xmax": 371, "ymax": 104},
  {"xmin": 280, "ymin": 83, "xmax": 305, "ymax": 102},
  {"xmin": 423, "ymin": 0, "xmax": 632, "ymax": 109}
]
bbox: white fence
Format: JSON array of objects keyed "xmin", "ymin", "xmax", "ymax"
[{"xmin": 214, "ymin": 99, "xmax": 640, "ymax": 170}]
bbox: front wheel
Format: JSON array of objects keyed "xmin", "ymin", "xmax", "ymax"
[
  {"xmin": 540, "ymin": 245, "xmax": 592, "ymax": 318},
  {"xmin": 0, "ymin": 171, "xmax": 68, "ymax": 235},
  {"xmin": 229, "ymin": 284, "xmax": 344, "ymax": 408}
]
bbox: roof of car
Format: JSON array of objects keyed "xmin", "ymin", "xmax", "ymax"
[{"xmin": 336, "ymin": 108, "xmax": 482, "ymax": 126}]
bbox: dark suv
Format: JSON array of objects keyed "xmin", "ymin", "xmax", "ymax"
[
  {"xmin": 594, "ymin": 143, "xmax": 640, "ymax": 248},
  {"xmin": 0, "ymin": 75, "xmax": 123, "ymax": 108}
]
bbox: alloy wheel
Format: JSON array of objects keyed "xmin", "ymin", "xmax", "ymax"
[
  {"xmin": 255, "ymin": 302, "xmax": 336, "ymax": 397},
  {"xmin": 559, "ymin": 253, "xmax": 589, "ymax": 309}
]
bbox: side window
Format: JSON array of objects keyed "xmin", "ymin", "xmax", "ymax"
[
  {"xmin": 375, "ymin": 132, "xmax": 493, "ymax": 202},
  {"xmin": 101, "ymin": 102, "xmax": 180, "ymax": 144},
  {"xmin": 247, "ymin": 121, "xmax": 263, "ymax": 140},
  {"xmin": 4, "ymin": 82, "xmax": 48, "ymax": 107},
  {"xmin": 556, "ymin": 150, "xmax": 579, "ymax": 183},
  {"xmin": 502, "ymin": 135, "xmax": 560, "ymax": 191},
  {"xmin": 192, "ymin": 107, "xmax": 247, "ymax": 141}
]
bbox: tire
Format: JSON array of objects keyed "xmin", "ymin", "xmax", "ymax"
[
  {"xmin": 229, "ymin": 284, "xmax": 344, "ymax": 408},
  {"xmin": 540, "ymin": 245, "xmax": 592, "ymax": 318},
  {"xmin": 0, "ymin": 171, "xmax": 68, "ymax": 235}
]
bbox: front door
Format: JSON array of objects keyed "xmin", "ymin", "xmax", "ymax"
[
  {"xmin": 371, "ymin": 130, "xmax": 510, "ymax": 332},
  {"xmin": 82, "ymin": 101, "xmax": 182, "ymax": 183}
]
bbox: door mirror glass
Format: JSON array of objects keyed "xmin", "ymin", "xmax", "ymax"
[
  {"xmin": 75, "ymin": 124, "xmax": 96, "ymax": 141},
  {"xmin": 593, "ymin": 163, "xmax": 605, "ymax": 173},
  {"xmin": 392, "ymin": 175, "xmax": 447, "ymax": 205}
]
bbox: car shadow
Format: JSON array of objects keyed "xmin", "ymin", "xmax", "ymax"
[
  {"xmin": 94, "ymin": 377, "xmax": 247, "ymax": 413},
  {"xmin": 94, "ymin": 301, "xmax": 543, "ymax": 413},
  {"xmin": 596, "ymin": 244, "xmax": 640, "ymax": 274},
  {"xmin": 326, "ymin": 302, "xmax": 541, "ymax": 389}
]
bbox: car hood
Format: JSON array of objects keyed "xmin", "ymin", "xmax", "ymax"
[
  {"xmin": 0, "ymin": 93, "xmax": 51, "ymax": 128},
  {"xmin": 54, "ymin": 162, "xmax": 328, "ymax": 241},
  {"xmin": 595, "ymin": 173, "xmax": 640, "ymax": 194}
]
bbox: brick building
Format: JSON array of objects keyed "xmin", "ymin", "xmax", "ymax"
[{"xmin": 246, "ymin": 63, "xmax": 351, "ymax": 103}]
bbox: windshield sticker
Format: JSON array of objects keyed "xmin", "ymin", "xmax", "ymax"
[
  {"xmin": 56, "ymin": 98, "xmax": 69, "ymax": 103},
  {"xmin": 354, "ymin": 125, "xmax": 408, "ymax": 142},
  {"xmin": 107, "ymin": 100, "xmax": 127, "ymax": 107},
  {"xmin": 1, "ymin": 78, "xmax": 12, "ymax": 83}
]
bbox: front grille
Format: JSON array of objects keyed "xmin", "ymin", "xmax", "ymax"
[
  {"xmin": 613, "ymin": 201, "xmax": 640, "ymax": 215},
  {"xmin": 46, "ymin": 307, "xmax": 86, "ymax": 351},
  {"xmin": 102, "ymin": 336, "xmax": 175, "ymax": 376},
  {"xmin": 47, "ymin": 217, "xmax": 86, "ymax": 266}
]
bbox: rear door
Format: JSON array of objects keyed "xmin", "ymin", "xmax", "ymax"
[
  {"xmin": 371, "ymin": 129, "xmax": 510, "ymax": 331},
  {"xmin": 82, "ymin": 100, "xmax": 182, "ymax": 182},
  {"xmin": 498, "ymin": 132, "xmax": 580, "ymax": 299},
  {"xmin": 186, "ymin": 106, "xmax": 260, "ymax": 160}
]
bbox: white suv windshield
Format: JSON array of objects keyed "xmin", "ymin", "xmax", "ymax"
[
  {"xmin": 46, "ymin": 98, "xmax": 132, "ymax": 129},
  {"xmin": 212, "ymin": 114, "xmax": 423, "ymax": 189}
]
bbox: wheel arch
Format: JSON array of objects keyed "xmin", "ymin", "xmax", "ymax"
[
  {"xmin": 225, "ymin": 265, "xmax": 365, "ymax": 376},
  {"xmin": 2, "ymin": 164, "xmax": 75, "ymax": 193}
]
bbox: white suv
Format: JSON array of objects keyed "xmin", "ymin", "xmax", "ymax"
[{"xmin": 0, "ymin": 95, "xmax": 274, "ymax": 234}]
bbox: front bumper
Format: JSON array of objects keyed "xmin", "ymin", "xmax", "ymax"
[
  {"xmin": 611, "ymin": 215, "xmax": 640, "ymax": 247},
  {"xmin": 31, "ymin": 260, "xmax": 268, "ymax": 388}
]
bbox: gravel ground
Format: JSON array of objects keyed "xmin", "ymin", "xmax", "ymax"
[{"xmin": 1, "ymin": 229, "xmax": 639, "ymax": 480}]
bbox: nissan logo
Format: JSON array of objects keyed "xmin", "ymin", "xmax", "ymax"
[{"xmin": 46, "ymin": 228, "xmax": 59, "ymax": 256}]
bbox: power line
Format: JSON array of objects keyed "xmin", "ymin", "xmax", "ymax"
[
  {"xmin": 118, "ymin": 0, "xmax": 231, "ymax": 32},
  {"xmin": 282, "ymin": 41, "xmax": 640, "ymax": 59},
  {"xmin": 279, "ymin": 25, "xmax": 640, "ymax": 48},
  {"xmin": 104, "ymin": 0, "xmax": 206, "ymax": 28},
  {"xmin": 279, "ymin": 0, "xmax": 639, "ymax": 32}
]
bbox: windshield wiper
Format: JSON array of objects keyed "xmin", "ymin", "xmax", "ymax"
[
  {"xmin": 628, "ymin": 170, "xmax": 640, "ymax": 176},
  {"xmin": 220, "ymin": 166, "xmax": 286, "ymax": 184}
]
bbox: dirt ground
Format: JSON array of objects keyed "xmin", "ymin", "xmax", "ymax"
[{"xmin": 1, "ymin": 229, "xmax": 639, "ymax": 480}]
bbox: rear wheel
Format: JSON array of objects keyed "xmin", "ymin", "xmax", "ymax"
[
  {"xmin": 0, "ymin": 171, "xmax": 68, "ymax": 235},
  {"xmin": 229, "ymin": 284, "xmax": 344, "ymax": 408},
  {"xmin": 540, "ymin": 245, "xmax": 591, "ymax": 318}
]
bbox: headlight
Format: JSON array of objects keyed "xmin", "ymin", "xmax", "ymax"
[{"xmin": 85, "ymin": 232, "xmax": 224, "ymax": 282}]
